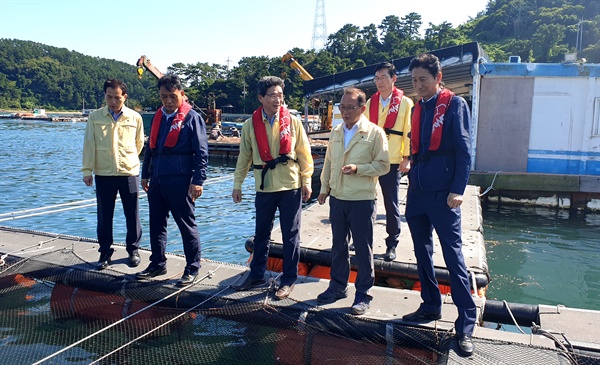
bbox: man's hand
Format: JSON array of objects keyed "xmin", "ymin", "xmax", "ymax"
[
  {"xmin": 83, "ymin": 175, "xmax": 93, "ymax": 186},
  {"xmin": 141, "ymin": 178, "xmax": 149, "ymax": 192},
  {"xmin": 317, "ymin": 193, "xmax": 328, "ymax": 205},
  {"xmin": 232, "ymin": 189, "xmax": 242, "ymax": 203},
  {"xmin": 301, "ymin": 186, "xmax": 312, "ymax": 202},
  {"xmin": 189, "ymin": 184, "xmax": 203, "ymax": 202},
  {"xmin": 399, "ymin": 158, "xmax": 411, "ymax": 173},
  {"xmin": 341, "ymin": 164, "xmax": 357, "ymax": 175},
  {"xmin": 447, "ymin": 192, "xmax": 463, "ymax": 209}
]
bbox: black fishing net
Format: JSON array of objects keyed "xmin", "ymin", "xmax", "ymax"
[{"xmin": 0, "ymin": 248, "xmax": 598, "ymax": 365}]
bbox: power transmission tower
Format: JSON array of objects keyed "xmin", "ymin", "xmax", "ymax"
[{"xmin": 311, "ymin": 0, "xmax": 327, "ymax": 50}]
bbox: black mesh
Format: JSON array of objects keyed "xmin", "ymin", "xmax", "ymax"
[{"xmin": 1, "ymin": 249, "xmax": 598, "ymax": 365}]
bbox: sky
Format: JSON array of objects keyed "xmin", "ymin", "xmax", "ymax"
[{"xmin": 0, "ymin": 0, "xmax": 489, "ymax": 71}]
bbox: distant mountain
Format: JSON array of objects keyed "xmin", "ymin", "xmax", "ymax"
[{"xmin": 0, "ymin": 39, "xmax": 156, "ymax": 111}]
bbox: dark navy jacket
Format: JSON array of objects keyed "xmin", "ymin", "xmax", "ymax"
[
  {"xmin": 408, "ymin": 93, "xmax": 471, "ymax": 194},
  {"xmin": 141, "ymin": 109, "xmax": 208, "ymax": 186}
]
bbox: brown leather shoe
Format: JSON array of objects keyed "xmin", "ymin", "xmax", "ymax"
[{"xmin": 275, "ymin": 284, "xmax": 295, "ymax": 299}]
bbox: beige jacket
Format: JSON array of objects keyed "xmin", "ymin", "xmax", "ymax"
[
  {"xmin": 320, "ymin": 115, "xmax": 390, "ymax": 201},
  {"xmin": 82, "ymin": 105, "xmax": 144, "ymax": 177},
  {"xmin": 233, "ymin": 112, "xmax": 313, "ymax": 192},
  {"xmin": 364, "ymin": 93, "xmax": 413, "ymax": 164}
]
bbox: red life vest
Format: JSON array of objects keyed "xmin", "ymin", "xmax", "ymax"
[
  {"xmin": 252, "ymin": 106, "xmax": 292, "ymax": 162},
  {"xmin": 251, "ymin": 106, "xmax": 294, "ymax": 190},
  {"xmin": 411, "ymin": 88, "xmax": 454, "ymax": 155},
  {"xmin": 149, "ymin": 102, "xmax": 192, "ymax": 149},
  {"xmin": 369, "ymin": 87, "xmax": 404, "ymax": 129}
]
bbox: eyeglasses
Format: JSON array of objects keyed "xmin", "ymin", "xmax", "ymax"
[
  {"xmin": 338, "ymin": 105, "xmax": 360, "ymax": 112},
  {"xmin": 374, "ymin": 75, "xmax": 391, "ymax": 82},
  {"xmin": 265, "ymin": 93, "xmax": 284, "ymax": 100}
]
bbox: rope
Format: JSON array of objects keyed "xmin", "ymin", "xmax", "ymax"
[
  {"xmin": 0, "ymin": 176, "xmax": 233, "ymax": 222},
  {"xmin": 480, "ymin": 171, "xmax": 502, "ymax": 197},
  {"xmin": 0, "ymin": 203, "xmax": 97, "ymax": 222},
  {"xmin": 502, "ymin": 300, "xmax": 526, "ymax": 334},
  {"xmin": 203, "ymin": 174, "xmax": 234, "ymax": 186},
  {"xmin": 32, "ymin": 264, "xmax": 224, "ymax": 365},
  {"xmin": 0, "ymin": 234, "xmax": 62, "ymax": 266},
  {"xmin": 0, "ymin": 198, "xmax": 98, "ymax": 217},
  {"xmin": 531, "ymin": 324, "xmax": 579, "ymax": 365}
]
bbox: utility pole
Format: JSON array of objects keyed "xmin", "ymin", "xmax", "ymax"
[
  {"xmin": 576, "ymin": 18, "xmax": 584, "ymax": 55},
  {"xmin": 242, "ymin": 80, "xmax": 247, "ymax": 114},
  {"xmin": 311, "ymin": 0, "xmax": 327, "ymax": 50}
]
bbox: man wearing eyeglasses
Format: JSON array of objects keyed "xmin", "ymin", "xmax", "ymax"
[
  {"xmin": 364, "ymin": 62, "xmax": 413, "ymax": 262},
  {"xmin": 317, "ymin": 87, "xmax": 390, "ymax": 315},
  {"xmin": 232, "ymin": 76, "xmax": 314, "ymax": 300}
]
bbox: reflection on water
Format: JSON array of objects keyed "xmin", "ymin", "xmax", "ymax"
[
  {"xmin": 1, "ymin": 119, "xmax": 599, "ymax": 311},
  {"xmin": 483, "ymin": 204, "xmax": 600, "ymax": 310}
]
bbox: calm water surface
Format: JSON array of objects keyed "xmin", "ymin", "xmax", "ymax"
[
  {"xmin": 0, "ymin": 119, "xmax": 598, "ymax": 310},
  {"xmin": 0, "ymin": 119, "xmax": 254, "ymax": 267}
]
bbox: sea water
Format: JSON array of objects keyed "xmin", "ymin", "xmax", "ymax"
[{"xmin": 0, "ymin": 119, "xmax": 598, "ymax": 310}]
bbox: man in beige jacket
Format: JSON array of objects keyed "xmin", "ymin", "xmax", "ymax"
[
  {"xmin": 317, "ymin": 87, "xmax": 390, "ymax": 315},
  {"xmin": 232, "ymin": 76, "xmax": 313, "ymax": 299},
  {"xmin": 82, "ymin": 79, "xmax": 144, "ymax": 270}
]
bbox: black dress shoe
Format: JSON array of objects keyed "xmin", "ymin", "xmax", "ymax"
[
  {"xmin": 176, "ymin": 272, "xmax": 198, "ymax": 287},
  {"xmin": 96, "ymin": 248, "xmax": 114, "ymax": 270},
  {"xmin": 233, "ymin": 277, "xmax": 266, "ymax": 291},
  {"xmin": 316, "ymin": 288, "xmax": 348, "ymax": 304},
  {"xmin": 457, "ymin": 333, "xmax": 475, "ymax": 356},
  {"xmin": 384, "ymin": 247, "xmax": 396, "ymax": 261},
  {"xmin": 402, "ymin": 309, "xmax": 442, "ymax": 322},
  {"xmin": 128, "ymin": 252, "xmax": 141, "ymax": 267},
  {"xmin": 136, "ymin": 266, "xmax": 167, "ymax": 279}
]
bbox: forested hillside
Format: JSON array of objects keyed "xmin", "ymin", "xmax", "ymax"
[
  {"xmin": 0, "ymin": 0, "xmax": 598, "ymax": 112},
  {"xmin": 0, "ymin": 39, "xmax": 156, "ymax": 111}
]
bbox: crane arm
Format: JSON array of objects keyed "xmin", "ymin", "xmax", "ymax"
[
  {"xmin": 136, "ymin": 55, "xmax": 164, "ymax": 79},
  {"xmin": 282, "ymin": 52, "xmax": 313, "ymax": 81}
]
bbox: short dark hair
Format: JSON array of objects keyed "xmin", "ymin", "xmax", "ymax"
[
  {"xmin": 375, "ymin": 62, "xmax": 396, "ymax": 77},
  {"xmin": 257, "ymin": 76, "xmax": 285, "ymax": 96},
  {"xmin": 343, "ymin": 87, "xmax": 367, "ymax": 106},
  {"xmin": 157, "ymin": 73, "xmax": 184, "ymax": 91},
  {"xmin": 408, "ymin": 53, "xmax": 442, "ymax": 78},
  {"xmin": 103, "ymin": 79, "xmax": 128, "ymax": 95}
]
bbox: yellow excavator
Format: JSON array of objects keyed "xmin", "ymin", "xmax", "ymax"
[
  {"xmin": 136, "ymin": 55, "xmax": 222, "ymax": 126},
  {"xmin": 282, "ymin": 52, "xmax": 333, "ymax": 130}
]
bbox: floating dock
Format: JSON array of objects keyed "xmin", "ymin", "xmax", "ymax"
[{"xmin": 1, "ymin": 182, "xmax": 599, "ymax": 363}]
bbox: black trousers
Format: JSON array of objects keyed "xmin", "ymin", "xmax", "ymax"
[
  {"xmin": 378, "ymin": 163, "xmax": 401, "ymax": 248},
  {"xmin": 328, "ymin": 196, "xmax": 376, "ymax": 298},
  {"xmin": 405, "ymin": 188, "xmax": 477, "ymax": 336},
  {"xmin": 249, "ymin": 188, "xmax": 302, "ymax": 287},
  {"xmin": 147, "ymin": 176, "xmax": 200, "ymax": 275},
  {"xmin": 95, "ymin": 175, "xmax": 141, "ymax": 254}
]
